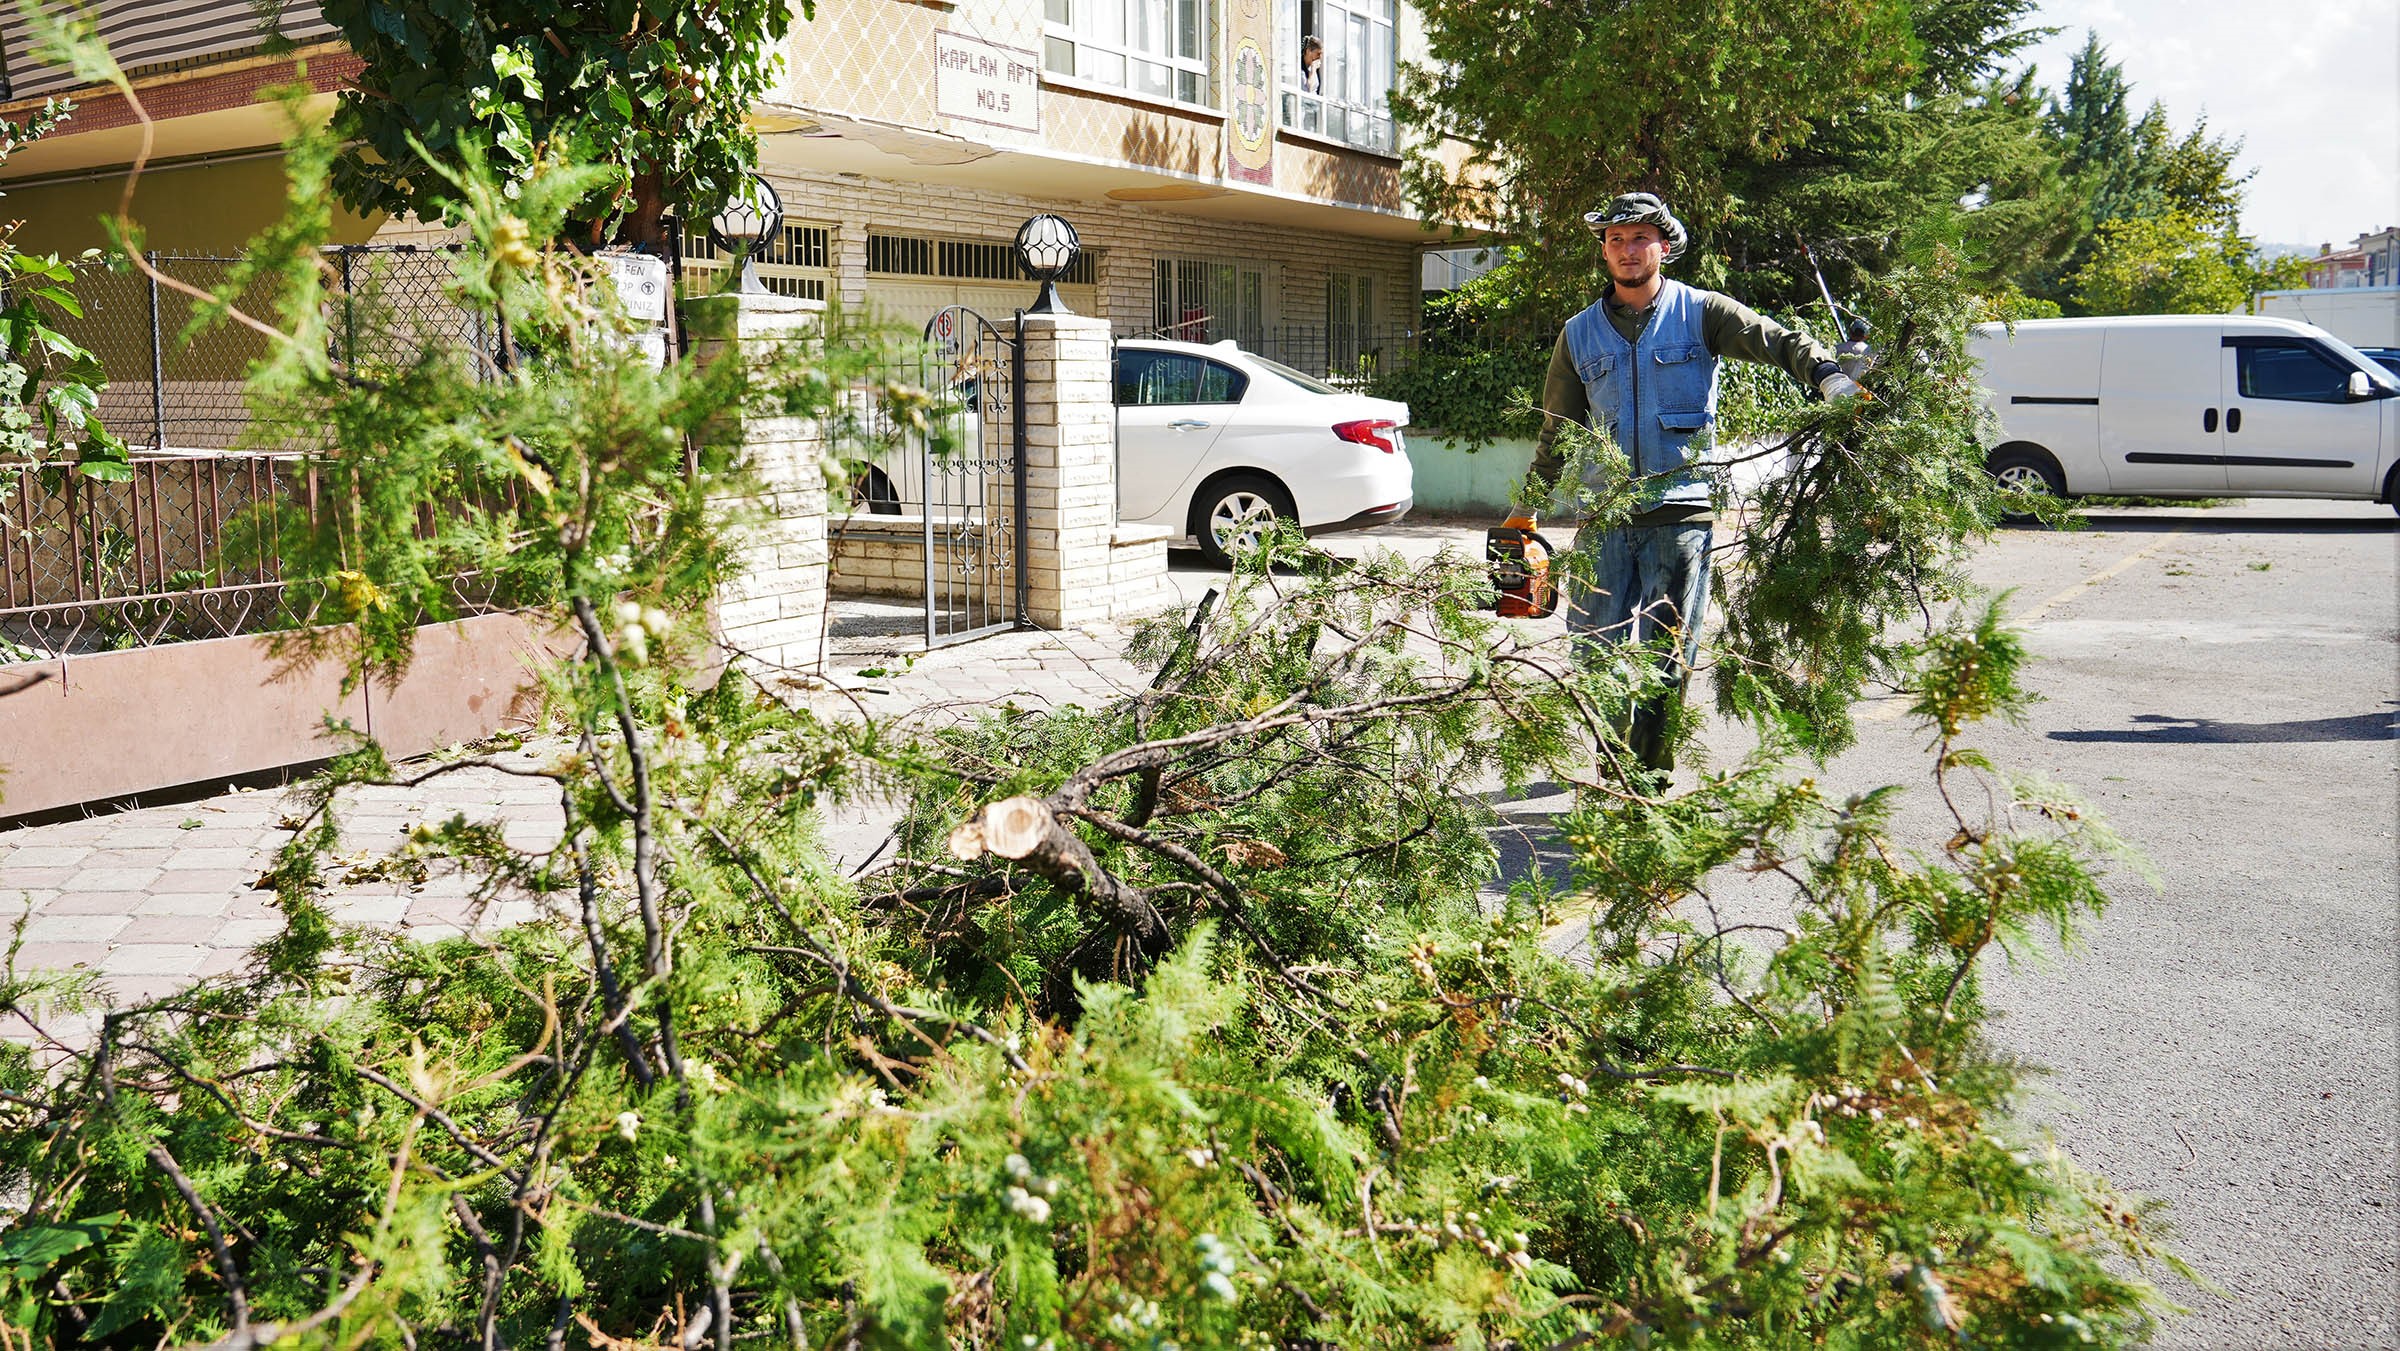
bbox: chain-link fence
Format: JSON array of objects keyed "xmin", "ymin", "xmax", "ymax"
[
  {"xmin": 0, "ymin": 246, "xmax": 555, "ymax": 660},
  {"xmin": 54, "ymin": 245, "xmax": 504, "ymax": 452}
]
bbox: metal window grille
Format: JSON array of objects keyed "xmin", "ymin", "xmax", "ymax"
[
  {"xmin": 867, "ymin": 233, "xmax": 1097, "ymax": 285},
  {"xmin": 1324, "ymin": 270, "xmax": 1375, "ymax": 376},
  {"xmin": 677, "ymin": 221, "xmax": 833, "ymax": 301},
  {"xmin": 1151, "ymin": 256, "xmax": 1266, "ymax": 348}
]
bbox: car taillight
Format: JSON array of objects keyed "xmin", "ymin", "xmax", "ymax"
[{"xmin": 1333, "ymin": 419, "xmax": 1401, "ymax": 453}]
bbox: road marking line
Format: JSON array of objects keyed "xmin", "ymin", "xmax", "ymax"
[
  {"xmin": 1857, "ymin": 527, "xmax": 2192, "ymax": 724},
  {"xmin": 2010, "ymin": 527, "xmax": 2194, "ymax": 627}
]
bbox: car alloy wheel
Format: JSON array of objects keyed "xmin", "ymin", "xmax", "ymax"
[
  {"xmin": 1210, "ymin": 490, "xmax": 1277, "ymax": 548},
  {"xmin": 1992, "ymin": 462, "xmax": 2054, "ymax": 496},
  {"xmin": 1192, "ymin": 473, "xmax": 1293, "ymax": 567}
]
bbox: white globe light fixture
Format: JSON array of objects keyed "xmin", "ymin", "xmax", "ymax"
[
  {"xmin": 1014, "ymin": 213, "xmax": 1081, "ymax": 315},
  {"xmin": 707, "ymin": 174, "xmax": 785, "ymax": 295}
]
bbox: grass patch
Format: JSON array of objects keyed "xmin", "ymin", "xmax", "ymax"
[{"xmin": 2080, "ymin": 495, "xmax": 2233, "ymax": 509}]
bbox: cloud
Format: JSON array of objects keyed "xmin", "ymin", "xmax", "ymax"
[{"xmin": 2022, "ymin": 1, "xmax": 2398, "ymax": 245}]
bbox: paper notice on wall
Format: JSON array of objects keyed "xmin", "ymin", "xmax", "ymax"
[
  {"xmin": 599, "ymin": 252, "xmax": 670, "ymax": 324},
  {"xmin": 936, "ymin": 31, "xmax": 1041, "ymax": 134}
]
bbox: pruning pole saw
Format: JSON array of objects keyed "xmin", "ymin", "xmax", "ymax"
[{"xmin": 1799, "ymin": 235, "xmax": 1877, "ymax": 381}]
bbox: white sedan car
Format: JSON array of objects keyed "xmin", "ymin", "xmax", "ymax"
[
  {"xmin": 1116, "ymin": 338, "xmax": 1413, "ymax": 565},
  {"xmin": 846, "ymin": 338, "xmax": 1414, "ymax": 568}
]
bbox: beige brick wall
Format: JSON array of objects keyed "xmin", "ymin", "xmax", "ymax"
[{"xmin": 827, "ymin": 528, "xmax": 924, "ymax": 598}]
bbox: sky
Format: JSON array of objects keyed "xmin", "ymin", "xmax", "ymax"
[{"xmin": 2015, "ymin": 1, "xmax": 2399, "ymax": 250}]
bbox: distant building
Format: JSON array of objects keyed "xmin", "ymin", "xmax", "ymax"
[
  {"xmin": 2357, "ymin": 227, "xmax": 2400, "ymax": 288},
  {"xmin": 2305, "ymin": 227, "xmax": 2400, "ymax": 289}
]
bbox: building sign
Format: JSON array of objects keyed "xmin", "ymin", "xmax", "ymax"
[{"xmin": 936, "ymin": 31, "xmax": 1041, "ymax": 134}]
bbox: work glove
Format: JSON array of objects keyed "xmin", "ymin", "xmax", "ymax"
[{"xmin": 1817, "ymin": 371, "xmax": 1871, "ymax": 404}]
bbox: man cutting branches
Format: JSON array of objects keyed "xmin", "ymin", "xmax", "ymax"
[{"xmin": 1516, "ymin": 192, "xmax": 1868, "ymax": 778}]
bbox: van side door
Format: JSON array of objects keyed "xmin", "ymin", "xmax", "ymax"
[
  {"xmin": 2098, "ymin": 322, "xmax": 2228, "ymax": 494},
  {"xmin": 2218, "ymin": 337, "xmax": 2382, "ymax": 498}
]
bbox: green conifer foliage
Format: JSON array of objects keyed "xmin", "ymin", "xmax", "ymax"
[{"xmin": 0, "ymin": 92, "xmax": 2186, "ymax": 1351}]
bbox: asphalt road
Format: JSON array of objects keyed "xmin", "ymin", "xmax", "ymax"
[
  {"xmin": 1872, "ymin": 504, "xmax": 2398, "ymax": 1349},
  {"xmin": 1170, "ymin": 503, "xmax": 2398, "ymax": 1347}
]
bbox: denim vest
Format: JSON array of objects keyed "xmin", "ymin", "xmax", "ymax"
[{"xmin": 1561, "ymin": 279, "xmax": 1719, "ymax": 511}]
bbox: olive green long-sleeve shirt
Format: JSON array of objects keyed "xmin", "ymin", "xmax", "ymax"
[{"xmin": 1529, "ymin": 285, "xmax": 1839, "ymax": 523}]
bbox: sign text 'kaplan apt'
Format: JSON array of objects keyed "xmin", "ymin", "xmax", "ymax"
[{"xmin": 935, "ymin": 32, "xmax": 1041, "ymax": 134}]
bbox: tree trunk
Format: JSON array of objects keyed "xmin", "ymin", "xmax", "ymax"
[
  {"xmin": 952, "ymin": 796, "xmax": 1167, "ymax": 940},
  {"xmin": 621, "ymin": 168, "xmax": 670, "ymax": 249}
]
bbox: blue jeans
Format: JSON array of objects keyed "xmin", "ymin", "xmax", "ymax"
[{"xmin": 1565, "ymin": 522, "xmax": 1713, "ymax": 773}]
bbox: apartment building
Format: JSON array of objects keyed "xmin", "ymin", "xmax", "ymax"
[
  {"xmin": 2304, "ymin": 227, "xmax": 2400, "ymax": 290},
  {"xmin": 2, "ymin": 0, "xmax": 1469, "ymax": 351}
]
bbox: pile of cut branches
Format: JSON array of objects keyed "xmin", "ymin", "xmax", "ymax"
[{"xmin": 0, "ymin": 80, "xmax": 2183, "ymax": 1350}]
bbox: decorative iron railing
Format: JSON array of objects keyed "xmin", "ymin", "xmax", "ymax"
[
  {"xmin": 0, "ymin": 451, "xmax": 525, "ymax": 662},
  {"xmin": 1, "ymin": 453, "xmax": 325, "ymax": 661}
]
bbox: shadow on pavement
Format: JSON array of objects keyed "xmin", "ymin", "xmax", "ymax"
[
  {"xmin": 2049, "ymin": 707, "xmax": 2400, "ymax": 745},
  {"xmin": 1479, "ymin": 780, "xmax": 1581, "ymax": 898}
]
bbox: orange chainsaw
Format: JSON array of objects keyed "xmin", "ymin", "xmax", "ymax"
[{"xmin": 1485, "ymin": 515, "xmax": 1558, "ymax": 618}]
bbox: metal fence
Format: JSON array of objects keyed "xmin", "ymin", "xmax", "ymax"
[
  {"xmin": 52, "ymin": 246, "xmax": 504, "ymax": 452},
  {"xmin": 1134, "ymin": 319, "xmax": 1428, "ymax": 388},
  {"xmin": 0, "ymin": 452, "xmax": 529, "ymax": 663},
  {"xmin": 0, "ymin": 453, "xmax": 323, "ymax": 661},
  {"xmin": 0, "ymin": 246, "xmax": 569, "ymax": 662},
  {"xmin": 831, "ymin": 306, "xmax": 1025, "ymax": 647}
]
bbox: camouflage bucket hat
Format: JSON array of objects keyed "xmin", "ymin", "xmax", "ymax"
[{"xmin": 1582, "ymin": 192, "xmax": 1689, "ymax": 257}]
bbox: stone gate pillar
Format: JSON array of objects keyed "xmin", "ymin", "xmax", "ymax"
[
  {"xmin": 1015, "ymin": 311, "xmax": 1171, "ymax": 629},
  {"xmin": 681, "ymin": 291, "xmax": 828, "ymax": 675}
]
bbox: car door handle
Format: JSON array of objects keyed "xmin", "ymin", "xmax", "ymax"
[
  {"xmin": 1168, "ymin": 418, "xmax": 1211, "ymax": 430},
  {"xmin": 2226, "ymin": 407, "xmax": 2242, "ymax": 433},
  {"xmin": 2203, "ymin": 408, "xmax": 2218, "ymax": 433}
]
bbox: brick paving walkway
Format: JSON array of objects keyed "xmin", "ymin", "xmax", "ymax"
[{"xmin": 1, "ymin": 619, "xmax": 1158, "ymax": 1007}]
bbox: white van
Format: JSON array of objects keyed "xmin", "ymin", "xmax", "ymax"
[{"xmin": 1969, "ymin": 316, "xmax": 2400, "ymax": 514}]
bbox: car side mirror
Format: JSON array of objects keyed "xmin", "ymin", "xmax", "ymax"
[{"xmin": 2349, "ymin": 370, "xmax": 2376, "ymax": 399}]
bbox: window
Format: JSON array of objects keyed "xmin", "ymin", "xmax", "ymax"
[
  {"xmin": 1117, "ymin": 349, "xmax": 1248, "ymax": 405},
  {"xmin": 2234, "ymin": 340, "xmax": 2350, "ymax": 404},
  {"xmin": 1279, "ymin": 0, "xmax": 1395, "ymax": 153},
  {"xmin": 1045, "ymin": 0, "xmax": 1214, "ymax": 107},
  {"xmin": 678, "ymin": 221, "xmax": 833, "ymax": 301},
  {"xmin": 866, "ymin": 232, "xmax": 1097, "ymax": 285},
  {"xmin": 1326, "ymin": 270, "xmax": 1375, "ymax": 376},
  {"xmin": 1153, "ymin": 256, "xmax": 1268, "ymax": 350}
]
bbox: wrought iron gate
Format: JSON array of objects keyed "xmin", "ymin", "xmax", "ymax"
[{"xmin": 916, "ymin": 305, "xmax": 1026, "ymax": 646}]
